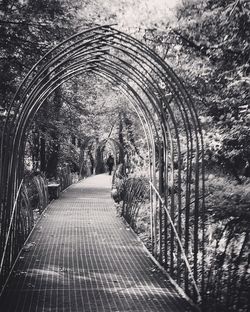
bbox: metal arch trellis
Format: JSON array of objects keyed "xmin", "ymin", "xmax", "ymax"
[{"xmin": 0, "ymin": 25, "xmax": 205, "ymax": 303}]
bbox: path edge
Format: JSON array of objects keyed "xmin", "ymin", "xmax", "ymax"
[
  {"xmin": 118, "ymin": 214, "xmax": 201, "ymax": 312},
  {"xmin": 0, "ymin": 181, "xmax": 75, "ymax": 299}
]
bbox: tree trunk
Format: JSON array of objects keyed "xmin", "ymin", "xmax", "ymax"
[
  {"xmin": 40, "ymin": 136, "xmax": 46, "ymax": 173},
  {"xmin": 118, "ymin": 112, "xmax": 125, "ymax": 165}
]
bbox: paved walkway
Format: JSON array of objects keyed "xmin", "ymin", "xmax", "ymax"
[{"xmin": 0, "ymin": 174, "xmax": 193, "ymax": 312}]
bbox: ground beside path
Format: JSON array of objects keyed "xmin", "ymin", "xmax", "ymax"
[{"xmin": 0, "ymin": 174, "xmax": 194, "ymax": 312}]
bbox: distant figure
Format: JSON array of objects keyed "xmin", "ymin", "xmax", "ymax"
[{"xmin": 106, "ymin": 154, "xmax": 114, "ymax": 175}]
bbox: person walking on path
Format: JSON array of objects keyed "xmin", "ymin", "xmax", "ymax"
[{"xmin": 106, "ymin": 154, "xmax": 114, "ymax": 175}]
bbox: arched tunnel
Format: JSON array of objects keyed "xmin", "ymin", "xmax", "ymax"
[{"xmin": 0, "ymin": 25, "xmax": 205, "ymax": 309}]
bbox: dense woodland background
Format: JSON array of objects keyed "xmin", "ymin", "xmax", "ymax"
[{"xmin": 0, "ymin": 1, "xmax": 249, "ymax": 311}]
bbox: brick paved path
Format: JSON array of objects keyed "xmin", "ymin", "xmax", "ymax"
[{"xmin": 0, "ymin": 174, "xmax": 194, "ymax": 312}]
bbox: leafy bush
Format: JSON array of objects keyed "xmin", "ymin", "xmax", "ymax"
[
  {"xmin": 203, "ymin": 174, "xmax": 250, "ymax": 312},
  {"xmin": 205, "ymin": 174, "xmax": 250, "ymax": 220},
  {"xmin": 113, "ymin": 172, "xmax": 150, "ymax": 228}
]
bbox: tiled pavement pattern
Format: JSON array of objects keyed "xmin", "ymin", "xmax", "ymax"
[{"xmin": 0, "ymin": 174, "xmax": 194, "ymax": 312}]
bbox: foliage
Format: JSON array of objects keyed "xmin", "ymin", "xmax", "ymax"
[
  {"xmin": 129, "ymin": 0, "xmax": 250, "ymax": 181},
  {"xmin": 203, "ymin": 174, "xmax": 250, "ymax": 311},
  {"xmin": 113, "ymin": 171, "xmax": 150, "ymax": 229},
  {"xmin": 206, "ymin": 174, "xmax": 250, "ymax": 221},
  {"xmin": 170, "ymin": 0, "xmax": 250, "ymax": 181},
  {"xmin": 24, "ymin": 171, "xmax": 48, "ymax": 213},
  {"xmin": 0, "ymin": 0, "xmax": 83, "ymax": 179},
  {"xmin": 167, "ymin": 4, "xmax": 250, "ymax": 306},
  {"xmin": 0, "ymin": 0, "xmax": 79, "ymax": 108}
]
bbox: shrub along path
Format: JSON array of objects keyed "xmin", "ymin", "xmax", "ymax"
[{"xmin": 0, "ymin": 174, "xmax": 194, "ymax": 312}]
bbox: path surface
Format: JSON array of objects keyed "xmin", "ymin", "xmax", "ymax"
[{"xmin": 0, "ymin": 174, "xmax": 193, "ymax": 312}]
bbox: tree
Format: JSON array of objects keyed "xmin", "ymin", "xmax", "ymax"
[
  {"xmin": 0, "ymin": 0, "xmax": 79, "ymax": 108},
  {"xmin": 167, "ymin": 0, "xmax": 250, "ymax": 181}
]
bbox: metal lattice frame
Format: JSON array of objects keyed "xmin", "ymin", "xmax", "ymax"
[{"xmin": 0, "ymin": 25, "xmax": 205, "ymax": 302}]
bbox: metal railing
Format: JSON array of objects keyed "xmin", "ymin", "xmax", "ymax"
[{"xmin": 149, "ymin": 180, "xmax": 201, "ymax": 302}]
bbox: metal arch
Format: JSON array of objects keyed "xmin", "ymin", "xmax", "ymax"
[
  {"xmin": 2, "ymin": 58, "xmax": 161, "ymax": 254},
  {"xmin": 6, "ymin": 61, "xmax": 162, "ymax": 280},
  {"xmin": 17, "ymin": 55, "xmax": 162, "ymax": 217},
  {"xmin": 9, "ymin": 50, "xmax": 166, "ymax": 191},
  {"xmin": 15, "ymin": 44, "xmax": 175, "ymax": 193},
  {"xmin": 0, "ymin": 25, "xmax": 205, "ymax": 302},
  {"xmin": 21, "ymin": 54, "xmax": 170, "ymax": 246},
  {"xmin": 3, "ymin": 45, "xmax": 192, "ymax": 292},
  {"xmin": 0, "ymin": 25, "xmax": 199, "ymax": 294},
  {"xmin": 113, "ymin": 31, "xmax": 205, "ymax": 278},
  {"xmin": 11, "ymin": 29, "xmax": 198, "ymax": 260},
  {"xmin": 6, "ymin": 32, "xmax": 174, "ymax": 180}
]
